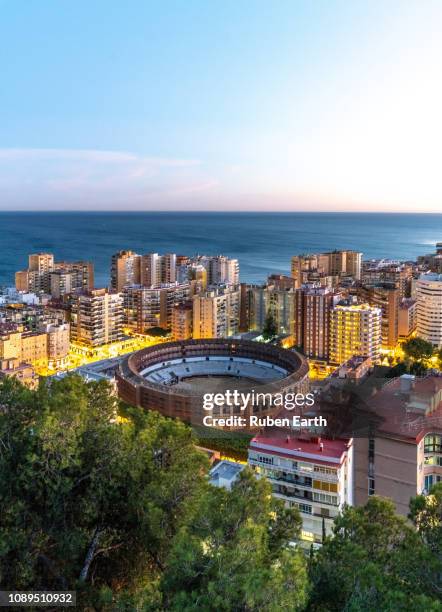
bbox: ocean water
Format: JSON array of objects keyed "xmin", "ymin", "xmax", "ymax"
[{"xmin": 0, "ymin": 212, "xmax": 441, "ymax": 288}]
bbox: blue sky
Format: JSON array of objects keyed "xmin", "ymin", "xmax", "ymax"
[{"xmin": 1, "ymin": 0, "xmax": 442, "ymax": 211}]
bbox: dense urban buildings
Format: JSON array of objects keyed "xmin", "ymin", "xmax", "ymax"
[
  {"xmin": 16, "ymin": 253, "xmax": 94, "ymax": 296},
  {"xmin": 291, "ymin": 250, "xmax": 362, "ymax": 288}
]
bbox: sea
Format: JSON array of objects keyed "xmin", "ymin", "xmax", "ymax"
[{"xmin": 1, "ymin": 212, "xmax": 441, "ymax": 288}]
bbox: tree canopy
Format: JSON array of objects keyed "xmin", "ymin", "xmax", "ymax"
[{"xmin": 402, "ymin": 337, "xmax": 435, "ymax": 361}]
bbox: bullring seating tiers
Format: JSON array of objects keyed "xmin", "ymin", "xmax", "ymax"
[{"xmin": 140, "ymin": 356, "xmax": 288, "ymax": 386}]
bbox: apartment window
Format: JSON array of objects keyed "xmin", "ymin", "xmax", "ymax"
[
  {"xmin": 424, "ymin": 434, "xmax": 442, "ymax": 453},
  {"xmin": 295, "ymin": 503, "xmax": 312, "ymax": 515},
  {"xmin": 368, "ymin": 478, "xmax": 375, "ymax": 496},
  {"xmin": 258, "ymin": 455, "xmax": 273, "ymax": 465}
]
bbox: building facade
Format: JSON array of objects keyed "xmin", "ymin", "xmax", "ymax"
[
  {"xmin": 70, "ymin": 289, "xmax": 124, "ymax": 347},
  {"xmin": 248, "ymin": 434, "xmax": 353, "ymax": 546},
  {"xmin": 416, "ymin": 273, "xmax": 442, "ymax": 347},
  {"xmin": 329, "ymin": 303, "xmax": 382, "ymax": 365}
]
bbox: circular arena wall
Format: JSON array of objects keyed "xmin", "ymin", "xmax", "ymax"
[{"xmin": 116, "ymin": 338, "xmax": 309, "ymax": 427}]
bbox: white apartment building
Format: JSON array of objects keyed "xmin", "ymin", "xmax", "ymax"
[
  {"xmin": 416, "ymin": 273, "xmax": 442, "ymax": 347},
  {"xmin": 248, "ymin": 434, "xmax": 353, "ymax": 546}
]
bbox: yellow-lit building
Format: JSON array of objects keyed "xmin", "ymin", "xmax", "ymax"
[{"xmin": 329, "ymin": 303, "xmax": 382, "ymax": 365}]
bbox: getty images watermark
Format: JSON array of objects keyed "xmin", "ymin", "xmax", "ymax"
[{"xmin": 201, "ymin": 389, "xmax": 327, "ymax": 428}]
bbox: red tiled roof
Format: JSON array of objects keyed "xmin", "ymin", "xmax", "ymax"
[{"xmin": 250, "ymin": 432, "xmax": 351, "ymax": 465}]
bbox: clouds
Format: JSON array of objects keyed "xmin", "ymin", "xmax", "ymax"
[{"xmin": 0, "ymin": 148, "xmax": 218, "ymax": 209}]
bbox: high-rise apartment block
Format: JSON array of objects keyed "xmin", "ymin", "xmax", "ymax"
[
  {"xmin": 192, "ymin": 285, "xmax": 240, "ymax": 339},
  {"xmin": 122, "ymin": 283, "xmax": 191, "ymax": 333},
  {"xmin": 361, "ymin": 262, "xmax": 412, "ymax": 298},
  {"xmin": 140, "ymin": 253, "xmax": 176, "ymax": 286},
  {"xmin": 15, "ymin": 253, "xmax": 94, "ymax": 296},
  {"xmin": 207, "ymin": 255, "xmax": 240, "ymax": 286},
  {"xmin": 398, "ymin": 298, "xmax": 417, "ymax": 339},
  {"xmin": 329, "ymin": 303, "xmax": 382, "ymax": 365},
  {"xmin": 356, "ymin": 282, "xmax": 399, "ymax": 349},
  {"xmin": 295, "ymin": 286, "xmax": 340, "ymax": 360},
  {"xmin": 110, "ymin": 250, "xmax": 141, "ymax": 291},
  {"xmin": 70, "ymin": 289, "xmax": 124, "ymax": 347},
  {"xmin": 416, "ymin": 273, "xmax": 442, "ymax": 347},
  {"xmin": 247, "ymin": 285, "xmax": 295, "ymax": 337},
  {"xmin": 171, "ymin": 301, "xmax": 193, "ymax": 340}
]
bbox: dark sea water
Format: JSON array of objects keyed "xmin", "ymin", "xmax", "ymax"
[{"xmin": 1, "ymin": 212, "xmax": 441, "ymax": 288}]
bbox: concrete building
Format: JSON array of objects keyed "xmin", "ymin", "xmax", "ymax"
[
  {"xmin": 417, "ymin": 242, "xmax": 442, "ymax": 274},
  {"xmin": 39, "ymin": 322, "xmax": 70, "ymax": 368},
  {"xmin": 110, "ymin": 250, "xmax": 141, "ymax": 292},
  {"xmin": 140, "ymin": 253, "xmax": 176, "ymax": 286},
  {"xmin": 49, "ymin": 270, "xmax": 73, "ymax": 299},
  {"xmin": 0, "ymin": 358, "xmax": 38, "ymax": 389},
  {"xmin": 248, "ymin": 434, "xmax": 353, "ymax": 546},
  {"xmin": 70, "ymin": 289, "xmax": 124, "ymax": 347},
  {"xmin": 361, "ymin": 263, "xmax": 412, "ymax": 298},
  {"xmin": 353, "ymin": 374, "xmax": 442, "ymax": 515},
  {"xmin": 329, "ymin": 303, "xmax": 382, "ymax": 365},
  {"xmin": 416, "ymin": 273, "xmax": 442, "ymax": 347},
  {"xmin": 207, "ymin": 255, "xmax": 240, "ymax": 286},
  {"xmin": 398, "ymin": 298, "xmax": 417, "ymax": 339},
  {"xmin": 192, "ymin": 285, "xmax": 240, "ymax": 339},
  {"xmin": 171, "ymin": 301, "xmax": 193, "ymax": 340},
  {"xmin": 123, "ymin": 283, "xmax": 191, "ymax": 333},
  {"xmin": 293, "ymin": 285, "xmax": 340, "ymax": 360},
  {"xmin": 16, "ymin": 253, "xmax": 93, "ymax": 296},
  {"xmin": 357, "ymin": 283, "xmax": 399, "ymax": 349},
  {"xmin": 247, "ymin": 285, "xmax": 295, "ymax": 336},
  {"xmin": 291, "ymin": 251, "xmax": 362, "ymax": 288}
]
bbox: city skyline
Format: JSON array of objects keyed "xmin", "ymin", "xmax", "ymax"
[{"xmin": 1, "ymin": 1, "xmax": 442, "ymax": 212}]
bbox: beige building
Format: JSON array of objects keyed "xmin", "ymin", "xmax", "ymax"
[
  {"xmin": 354, "ymin": 375, "xmax": 442, "ymax": 515},
  {"xmin": 39, "ymin": 323, "xmax": 70, "ymax": 367},
  {"xmin": 171, "ymin": 301, "xmax": 193, "ymax": 340},
  {"xmin": 329, "ymin": 303, "xmax": 382, "ymax": 365},
  {"xmin": 16, "ymin": 253, "xmax": 93, "ymax": 296},
  {"xmin": 71, "ymin": 289, "xmax": 124, "ymax": 347},
  {"xmin": 122, "ymin": 283, "xmax": 191, "ymax": 332},
  {"xmin": 291, "ymin": 250, "xmax": 361, "ymax": 288},
  {"xmin": 398, "ymin": 298, "xmax": 417, "ymax": 339},
  {"xmin": 192, "ymin": 285, "xmax": 240, "ymax": 339},
  {"xmin": 110, "ymin": 250, "xmax": 141, "ymax": 292},
  {"xmin": 140, "ymin": 253, "xmax": 176, "ymax": 286},
  {"xmin": 0, "ymin": 358, "xmax": 39, "ymax": 389},
  {"xmin": 357, "ymin": 283, "xmax": 399, "ymax": 349}
]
